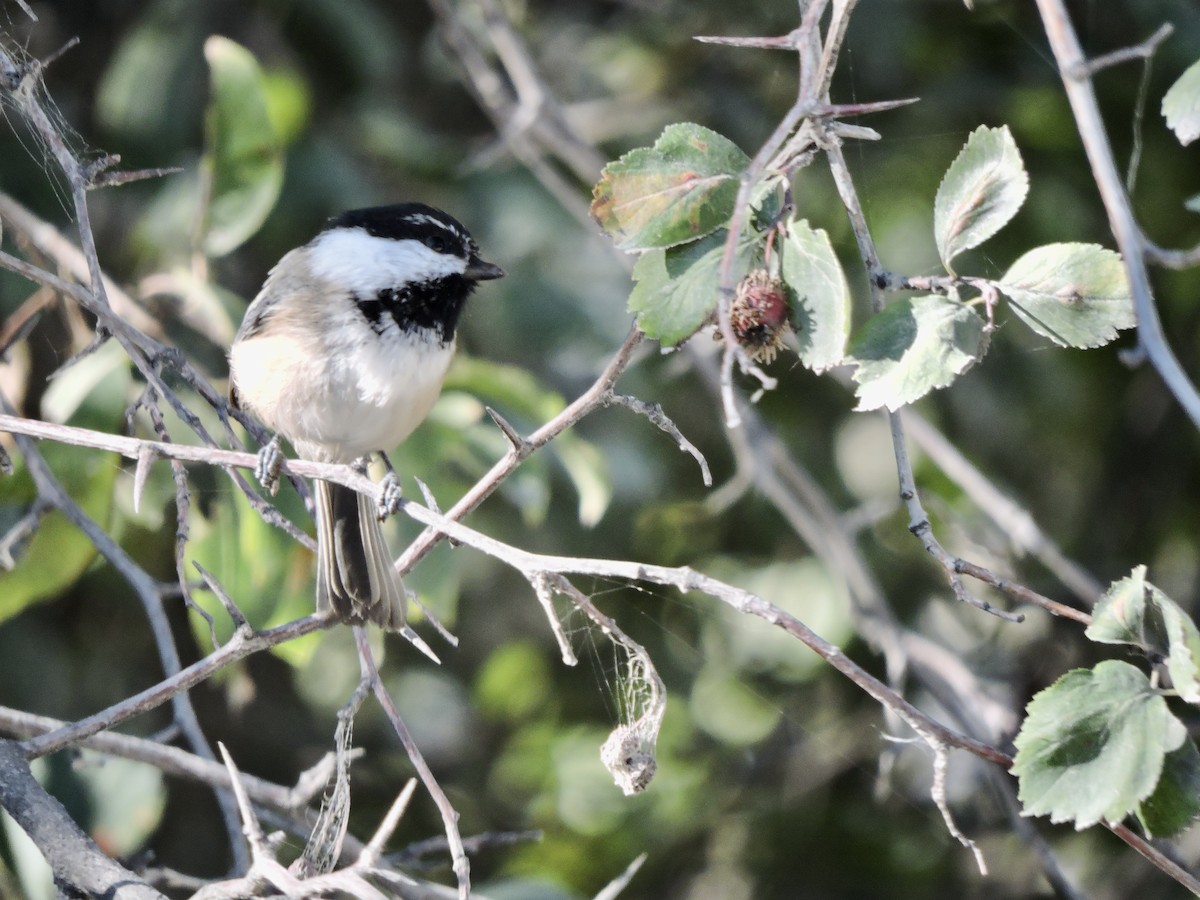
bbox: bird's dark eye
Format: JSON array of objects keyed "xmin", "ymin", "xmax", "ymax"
[{"xmin": 424, "ymin": 234, "xmax": 448, "ymax": 253}]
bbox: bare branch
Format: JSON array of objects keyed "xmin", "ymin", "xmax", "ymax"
[
  {"xmin": 354, "ymin": 627, "xmax": 471, "ymax": 900},
  {"xmin": 1034, "ymin": 0, "xmax": 1200, "ymax": 430},
  {"xmin": 592, "ymin": 852, "xmax": 648, "ymax": 900},
  {"xmin": 21, "ymin": 613, "xmax": 331, "ymax": 758},
  {"xmin": 0, "ymin": 739, "xmax": 165, "ymax": 899},
  {"xmin": 1067, "ymin": 22, "xmax": 1173, "ymax": 79},
  {"xmin": 604, "ymin": 392, "xmax": 712, "ymax": 486}
]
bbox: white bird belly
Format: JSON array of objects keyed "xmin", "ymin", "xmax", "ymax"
[{"xmin": 231, "ymin": 329, "xmax": 454, "ymax": 463}]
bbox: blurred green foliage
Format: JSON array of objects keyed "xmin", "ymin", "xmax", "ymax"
[{"xmin": 1, "ymin": 1, "xmax": 1200, "ymax": 899}]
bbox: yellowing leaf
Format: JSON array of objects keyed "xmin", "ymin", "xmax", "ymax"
[{"xmin": 592, "ymin": 123, "xmax": 748, "ymax": 251}]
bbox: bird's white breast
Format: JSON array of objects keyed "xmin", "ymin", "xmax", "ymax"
[{"xmin": 229, "ymin": 239, "xmax": 459, "ymax": 464}]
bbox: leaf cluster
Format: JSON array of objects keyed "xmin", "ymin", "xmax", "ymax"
[{"xmin": 593, "ymin": 124, "xmax": 1136, "ymax": 412}]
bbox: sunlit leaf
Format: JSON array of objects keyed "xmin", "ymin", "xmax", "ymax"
[
  {"xmin": 1163, "ymin": 58, "xmax": 1200, "ymax": 146},
  {"xmin": 1013, "ymin": 660, "xmax": 1186, "ymax": 829},
  {"xmin": 201, "ymin": 36, "xmax": 285, "ymax": 257},
  {"xmin": 628, "ymin": 230, "xmax": 755, "ymax": 346},
  {"xmin": 95, "ymin": 4, "xmax": 199, "ymax": 144},
  {"xmin": 999, "ymin": 243, "xmax": 1134, "ymax": 348},
  {"xmin": 552, "ymin": 728, "xmax": 632, "ymax": 833},
  {"xmin": 847, "ymin": 295, "xmax": 986, "ymax": 411},
  {"xmin": 591, "ymin": 123, "xmax": 748, "ymax": 251},
  {"xmin": 261, "ymin": 68, "xmax": 312, "ymax": 145},
  {"xmin": 1, "ymin": 806, "xmax": 53, "ymax": 899},
  {"xmin": 780, "ymin": 218, "xmax": 851, "ymax": 372},
  {"xmin": 933, "ymin": 125, "xmax": 1028, "ymax": 270},
  {"xmin": 1087, "ymin": 565, "xmax": 1200, "ymax": 703}
]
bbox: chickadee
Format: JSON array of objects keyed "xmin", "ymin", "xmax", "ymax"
[{"xmin": 228, "ymin": 203, "xmax": 504, "ymax": 630}]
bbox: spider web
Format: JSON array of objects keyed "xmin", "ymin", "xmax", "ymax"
[
  {"xmin": 0, "ymin": 18, "xmax": 109, "ymax": 214},
  {"xmin": 537, "ymin": 575, "xmax": 665, "ymax": 795}
]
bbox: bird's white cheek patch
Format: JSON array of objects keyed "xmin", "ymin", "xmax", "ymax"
[{"xmin": 307, "ymin": 228, "xmax": 464, "ymax": 298}]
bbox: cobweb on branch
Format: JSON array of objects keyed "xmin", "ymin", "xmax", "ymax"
[
  {"xmin": 0, "ymin": 26, "xmax": 108, "ymax": 213},
  {"xmin": 535, "ymin": 573, "xmax": 665, "ymax": 796},
  {"xmin": 295, "ymin": 691, "xmax": 359, "ymax": 876}
]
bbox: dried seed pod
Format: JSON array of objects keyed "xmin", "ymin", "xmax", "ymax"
[{"xmin": 728, "ymin": 268, "xmax": 791, "ymax": 363}]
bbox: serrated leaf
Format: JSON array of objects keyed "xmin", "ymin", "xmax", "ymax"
[
  {"xmin": 999, "ymin": 243, "xmax": 1134, "ymax": 348},
  {"xmin": 591, "ymin": 123, "xmax": 749, "ymax": 251},
  {"xmin": 1087, "ymin": 565, "xmax": 1200, "ymax": 702},
  {"xmin": 628, "ymin": 230, "xmax": 754, "ymax": 346},
  {"xmin": 780, "ymin": 218, "xmax": 850, "ymax": 372},
  {"xmin": 1163, "ymin": 58, "xmax": 1200, "ymax": 146},
  {"xmin": 201, "ymin": 36, "xmax": 285, "ymax": 257},
  {"xmin": 1013, "ymin": 660, "xmax": 1186, "ymax": 829},
  {"xmin": 847, "ymin": 295, "xmax": 985, "ymax": 411},
  {"xmin": 934, "ymin": 125, "xmax": 1028, "ymax": 270},
  {"xmin": 1137, "ymin": 739, "xmax": 1200, "ymax": 838},
  {"xmin": 750, "ymin": 175, "xmax": 786, "ymax": 230}
]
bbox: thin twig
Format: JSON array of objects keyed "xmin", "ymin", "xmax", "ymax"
[
  {"xmin": 592, "ymin": 852, "xmax": 648, "ymax": 900},
  {"xmin": 354, "ymin": 627, "xmax": 471, "ymax": 900},
  {"xmin": 1034, "ymin": 0, "xmax": 1200, "ymax": 430},
  {"xmin": 395, "ymin": 324, "xmax": 645, "ymax": 574},
  {"xmin": 1067, "ymin": 22, "xmax": 1173, "ymax": 78},
  {"xmin": 21, "ymin": 613, "xmax": 331, "ymax": 758},
  {"xmin": 899, "ymin": 409, "xmax": 1102, "ymax": 610}
]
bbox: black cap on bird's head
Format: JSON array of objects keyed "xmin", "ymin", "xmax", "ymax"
[{"xmin": 325, "ymin": 203, "xmax": 504, "ymax": 283}]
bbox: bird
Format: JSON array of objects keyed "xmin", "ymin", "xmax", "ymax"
[{"xmin": 228, "ymin": 203, "xmax": 504, "ymax": 630}]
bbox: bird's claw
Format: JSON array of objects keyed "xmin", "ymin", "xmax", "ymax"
[
  {"xmin": 377, "ymin": 470, "xmax": 403, "ymax": 521},
  {"xmin": 255, "ymin": 435, "xmax": 284, "ymax": 495}
]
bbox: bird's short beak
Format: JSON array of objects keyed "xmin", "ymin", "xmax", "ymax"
[{"xmin": 466, "ymin": 258, "xmax": 505, "ymax": 281}]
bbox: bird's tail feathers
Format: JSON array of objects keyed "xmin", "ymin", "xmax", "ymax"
[{"xmin": 315, "ymin": 480, "xmax": 406, "ymax": 630}]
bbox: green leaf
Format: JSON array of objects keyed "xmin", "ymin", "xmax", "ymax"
[
  {"xmin": 933, "ymin": 125, "xmax": 1028, "ymax": 270},
  {"xmin": 0, "ymin": 342, "xmax": 130, "ymax": 622},
  {"xmin": 628, "ymin": 230, "xmax": 755, "ymax": 346},
  {"xmin": 201, "ymin": 36, "xmax": 285, "ymax": 257},
  {"xmin": 998, "ymin": 243, "xmax": 1134, "ymax": 348},
  {"xmin": 1013, "ymin": 660, "xmax": 1186, "ymax": 829},
  {"xmin": 94, "ymin": 1, "xmax": 201, "ymax": 146},
  {"xmin": 847, "ymin": 295, "xmax": 986, "ymax": 411},
  {"xmin": 1163, "ymin": 58, "xmax": 1200, "ymax": 146},
  {"xmin": 780, "ymin": 218, "xmax": 851, "ymax": 373},
  {"xmin": 0, "ymin": 445, "xmax": 117, "ymax": 622},
  {"xmin": 71, "ymin": 751, "xmax": 167, "ymax": 857},
  {"xmin": 690, "ymin": 664, "xmax": 781, "ymax": 746},
  {"xmin": 1137, "ymin": 740, "xmax": 1200, "ymax": 838},
  {"xmin": 1087, "ymin": 565, "xmax": 1200, "ymax": 702},
  {"xmin": 185, "ymin": 484, "xmax": 319, "ymax": 667},
  {"xmin": 475, "ymin": 641, "xmax": 553, "ymax": 722},
  {"xmin": 591, "ymin": 123, "xmax": 749, "ymax": 251}
]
